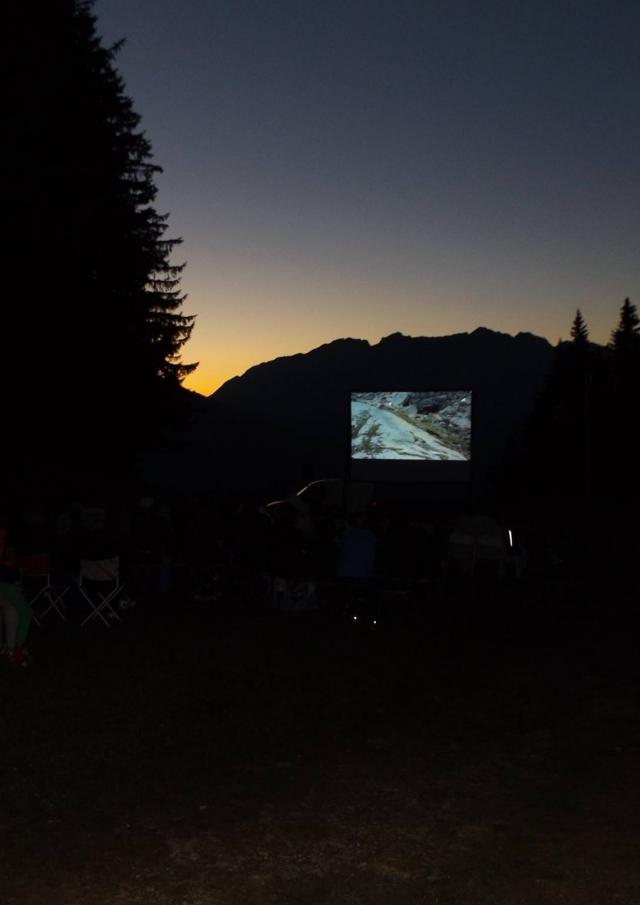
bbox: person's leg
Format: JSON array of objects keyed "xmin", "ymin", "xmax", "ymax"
[
  {"xmin": 0, "ymin": 582, "xmax": 32, "ymax": 647},
  {"xmin": 0, "ymin": 592, "xmax": 19, "ymax": 650}
]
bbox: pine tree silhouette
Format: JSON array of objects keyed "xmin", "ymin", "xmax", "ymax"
[
  {"xmin": 5, "ymin": 1, "xmax": 196, "ymax": 489},
  {"xmin": 605, "ymin": 298, "xmax": 640, "ymax": 484},
  {"xmin": 520, "ymin": 312, "xmax": 596, "ymax": 501},
  {"xmin": 609, "ymin": 298, "xmax": 640, "ymax": 357},
  {"xmin": 570, "ymin": 309, "xmax": 589, "ymax": 347}
]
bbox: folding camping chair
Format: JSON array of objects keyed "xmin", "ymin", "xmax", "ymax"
[
  {"xmin": 474, "ymin": 532, "xmax": 507, "ymax": 578},
  {"xmin": 15, "ymin": 552, "xmax": 70, "ymax": 625},
  {"xmin": 78, "ymin": 557, "xmax": 125, "ymax": 627},
  {"xmin": 442, "ymin": 531, "xmax": 477, "ymax": 580}
]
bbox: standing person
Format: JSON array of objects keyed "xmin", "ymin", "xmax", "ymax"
[
  {"xmin": 335, "ymin": 510, "xmax": 377, "ymax": 617},
  {"xmin": 337, "ymin": 510, "xmax": 377, "ymax": 580},
  {"xmin": 0, "ymin": 513, "xmax": 33, "ymax": 669}
]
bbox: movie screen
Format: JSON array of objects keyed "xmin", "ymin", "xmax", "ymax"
[
  {"xmin": 350, "ymin": 390, "xmax": 472, "ymax": 483},
  {"xmin": 351, "ymin": 391, "xmax": 471, "ymax": 460}
]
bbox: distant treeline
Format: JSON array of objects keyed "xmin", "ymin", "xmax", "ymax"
[
  {"xmin": 516, "ymin": 301, "xmax": 639, "ymax": 498},
  {"xmin": 500, "ymin": 300, "xmax": 640, "ymax": 581}
]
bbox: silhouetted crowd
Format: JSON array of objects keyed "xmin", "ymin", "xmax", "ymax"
[{"xmin": 4, "ymin": 479, "xmax": 636, "ymax": 671}]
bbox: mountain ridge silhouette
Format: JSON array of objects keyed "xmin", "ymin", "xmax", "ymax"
[{"xmin": 145, "ymin": 328, "xmax": 556, "ymax": 497}]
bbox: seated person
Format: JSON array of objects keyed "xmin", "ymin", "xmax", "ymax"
[{"xmin": 0, "ymin": 517, "xmax": 33, "ymax": 669}]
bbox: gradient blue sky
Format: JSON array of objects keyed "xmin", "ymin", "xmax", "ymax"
[{"xmin": 94, "ymin": 0, "xmax": 639, "ymax": 395}]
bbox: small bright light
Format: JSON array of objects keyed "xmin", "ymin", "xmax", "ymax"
[
  {"xmin": 373, "ymin": 620, "xmax": 377, "ymax": 625},
  {"xmin": 508, "ymin": 529, "xmax": 513, "ymax": 548},
  {"xmin": 353, "ymin": 615, "xmax": 358, "ymax": 621}
]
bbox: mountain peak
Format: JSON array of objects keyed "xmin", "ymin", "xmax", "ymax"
[{"xmin": 378, "ymin": 331, "xmax": 409, "ymax": 343}]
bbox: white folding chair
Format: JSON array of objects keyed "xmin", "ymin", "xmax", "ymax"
[
  {"xmin": 78, "ymin": 557, "xmax": 124, "ymax": 627},
  {"xmin": 475, "ymin": 532, "xmax": 507, "ymax": 577},
  {"xmin": 16, "ymin": 552, "xmax": 70, "ymax": 625},
  {"xmin": 443, "ymin": 531, "xmax": 477, "ymax": 579}
]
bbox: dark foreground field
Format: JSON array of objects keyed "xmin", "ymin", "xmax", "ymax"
[{"xmin": 3, "ymin": 577, "xmax": 640, "ymax": 905}]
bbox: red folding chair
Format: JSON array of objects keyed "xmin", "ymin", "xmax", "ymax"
[{"xmin": 15, "ymin": 552, "xmax": 70, "ymax": 625}]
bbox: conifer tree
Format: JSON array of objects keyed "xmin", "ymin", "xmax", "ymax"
[
  {"xmin": 570, "ymin": 309, "xmax": 589, "ymax": 347},
  {"xmin": 522, "ymin": 311, "xmax": 595, "ymax": 500},
  {"xmin": 6, "ymin": 1, "xmax": 196, "ymax": 486},
  {"xmin": 609, "ymin": 298, "xmax": 640, "ymax": 356},
  {"xmin": 604, "ymin": 298, "xmax": 640, "ymax": 488}
]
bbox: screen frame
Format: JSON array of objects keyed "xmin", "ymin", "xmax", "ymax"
[{"xmin": 347, "ymin": 388, "xmax": 474, "ymax": 484}]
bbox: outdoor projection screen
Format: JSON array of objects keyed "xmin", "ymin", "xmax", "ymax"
[{"xmin": 349, "ymin": 391, "xmax": 472, "ymax": 482}]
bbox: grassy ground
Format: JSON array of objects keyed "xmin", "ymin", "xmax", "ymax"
[{"xmin": 2, "ymin": 575, "xmax": 639, "ymax": 904}]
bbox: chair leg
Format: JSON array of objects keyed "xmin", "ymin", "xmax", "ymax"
[
  {"xmin": 79, "ymin": 582, "xmax": 125, "ymax": 627},
  {"xmin": 81, "ymin": 605, "xmax": 111, "ymax": 627},
  {"xmin": 80, "ymin": 589, "xmax": 113, "ymax": 627},
  {"xmin": 24, "ymin": 585, "xmax": 47, "ymax": 627},
  {"xmin": 37, "ymin": 587, "xmax": 68, "ymax": 622},
  {"xmin": 98, "ymin": 592, "xmax": 122, "ymax": 623}
]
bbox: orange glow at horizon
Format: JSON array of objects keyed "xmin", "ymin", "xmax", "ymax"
[
  {"xmin": 177, "ymin": 265, "xmax": 626, "ymax": 397},
  {"xmin": 180, "ymin": 313, "xmax": 620, "ymax": 397}
]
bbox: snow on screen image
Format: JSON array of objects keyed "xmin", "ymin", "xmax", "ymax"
[{"xmin": 351, "ymin": 391, "xmax": 471, "ymax": 461}]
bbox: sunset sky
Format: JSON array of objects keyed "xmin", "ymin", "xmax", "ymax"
[{"xmin": 94, "ymin": 0, "xmax": 640, "ymax": 396}]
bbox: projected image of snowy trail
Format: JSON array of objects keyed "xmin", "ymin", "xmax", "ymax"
[{"xmin": 351, "ymin": 391, "xmax": 471, "ymax": 460}]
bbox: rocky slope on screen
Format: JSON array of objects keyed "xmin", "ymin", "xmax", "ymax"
[{"xmin": 352, "ymin": 391, "xmax": 471, "ymax": 460}]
